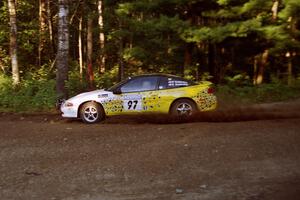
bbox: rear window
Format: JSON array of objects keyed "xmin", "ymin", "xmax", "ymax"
[{"xmin": 158, "ymin": 76, "xmax": 194, "ymax": 90}]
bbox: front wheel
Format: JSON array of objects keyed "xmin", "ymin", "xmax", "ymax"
[
  {"xmin": 170, "ymin": 99, "xmax": 197, "ymax": 118},
  {"xmin": 80, "ymin": 102, "xmax": 105, "ymax": 124}
]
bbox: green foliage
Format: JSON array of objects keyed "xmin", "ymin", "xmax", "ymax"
[
  {"xmin": 182, "ymin": 18, "xmax": 262, "ymax": 43},
  {"xmin": 279, "ymin": 0, "xmax": 300, "ymax": 20},
  {"xmin": 224, "ymin": 73, "xmax": 251, "ymax": 87},
  {"xmin": 1, "ymin": 0, "xmax": 39, "ymax": 73},
  {"xmin": 0, "ymin": 47, "xmax": 9, "ymax": 73},
  {"xmin": 66, "ymin": 66, "xmax": 119, "ymax": 97},
  {"xmin": 123, "ymin": 47, "xmax": 147, "ymax": 67},
  {"xmin": 0, "ymin": 1, "xmax": 9, "ymax": 75},
  {"xmin": 239, "ymin": 0, "xmax": 272, "ymax": 15},
  {"xmin": 94, "ymin": 66, "xmax": 119, "ymax": 89},
  {"xmin": 217, "ymin": 80, "xmax": 300, "ymax": 104},
  {"xmin": 200, "ymin": 72, "xmax": 214, "ymax": 81},
  {"xmin": 65, "ymin": 71, "xmax": 89, "ymax": 97},
  {"xmin": 0, "ymin": 2, "xmax": 8, "ymax": 44},
  {"xmin": 0, "ymin": 75, "xmax": 56, "ymax": 112},
  {"xmin": 118, "ymin": 14, "xmax": 187, "ymax": 72}
]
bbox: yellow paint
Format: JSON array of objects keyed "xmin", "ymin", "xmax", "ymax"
[{"xmin": 102, "ymin": 82, "xmax": 217, "ymax": 116}]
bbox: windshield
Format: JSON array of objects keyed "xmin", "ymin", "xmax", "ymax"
[{"xmin": 106, "ymin": 78, "xmax": 130, "ymax": 91}]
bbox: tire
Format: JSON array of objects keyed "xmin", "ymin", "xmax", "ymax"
[
  {"xmin": 80, "ymin": 102, "xmax": 105, "ymax": 124},
  {"xmin": 170, "ymin": 99, "xmax": 197, "ymax": 118}
]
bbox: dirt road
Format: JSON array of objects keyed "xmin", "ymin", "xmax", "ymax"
[{"xmin": 1, "ymin": 104, "xmax": 300, "ymax": 200}]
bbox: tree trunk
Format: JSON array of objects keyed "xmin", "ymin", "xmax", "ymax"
[
  {"xmin": 254, "ymin": 50, "xmax": 269, "ymax": 85},
  {"xmin": 56, "ymin": 0, "xmax": 69, "ymax": 99},
  {"xmin": 87, "ymin": 16, "xmax": 94, "ymax": 89},
  {"xmin": 196, "ymin": 43, "xmax": 206, "ymax": 81},
  {"xmin": 47, "ymin": 0, "xmax": 55, "ymax": 57},
  {"xmin": 118, "ymin": 20, "xmax": 124, "ymax": 81},
  {"xmin": 286, "ymin": 17, "xmax": 296, "ymax": 85},
  {"xmin": 79, "ymin": 16, "xmax": 83, "ymax": 80},
  {"xmin": 271, "ymin": 1, "xmax": 279, "ymax": 21},
  {"xmin": 38, "ymin": 0, "xmax": 48, "ymax": 67},
  {"xmin": 8, "ymin": 0, "xmax": 20, "ymax": 85},
  {"xmin": 253, "ymin": 56, "xmax": 258, "ymax": 85},
  {"xmin": 208, "ymin": 43, "xmax": 221, "ymax": 84},
  {"xmin": 183, "ymin": 43, "xmax": 193, "ymax": 76},
  {"xmin": 119, "ymin": 38, "xmax": 124, "ymax": 81},
  {"xmin": 208, "ymin": 43, "xmax": 214, "ymax": 82},
  {"xmin": 286, "ymin": 52, "xmax": 293, "ymax": 86},
  {"xmin": 98, "ymin": 0, "xmax": 105, "ymax": 73}
]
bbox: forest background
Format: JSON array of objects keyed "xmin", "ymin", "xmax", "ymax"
[{"xmin": 1, "ymin": 0, "xmax": 300, "ymax": 112}]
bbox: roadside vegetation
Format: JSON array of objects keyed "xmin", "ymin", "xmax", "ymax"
[
  {"xmin": 217, "ymin": 74, "xmax": 300, "ymax": 104},
  {"xmin": 217, "ymin": 81, "xmax": 300, "ymax": 105},
  {"xmin": 1, "ymin": 0, "xmax": 300, "ymax": 113},
  {"xmin": 1, "ymin": 72, "xmax": 300, "ymax": 113}
]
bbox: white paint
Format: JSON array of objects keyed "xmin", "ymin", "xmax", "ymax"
[{"xmin": 123, "ymin": 99, "xmax": 142, "ymax": 111}]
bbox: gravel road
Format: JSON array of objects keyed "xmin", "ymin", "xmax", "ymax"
[{"xmin": 1, "ymin": 102, "xmax": 300, "ymax": 200}]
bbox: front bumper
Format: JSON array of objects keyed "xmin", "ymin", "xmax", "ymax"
[{"xmin": 60, "ymin": 102, "xmax": 78, "ymax": 118}]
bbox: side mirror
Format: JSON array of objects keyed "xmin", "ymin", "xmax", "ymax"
[{"xmin": 113, "ymin": 88, "xmax": 122, "ymax": 95}]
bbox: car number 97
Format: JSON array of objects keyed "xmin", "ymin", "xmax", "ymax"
[
  {"xmin": 127, "ymin": 100, "xmax": 138, "ymax": 110},
  {"xmin": 124, "ymin": 99, "xmax": 142, "ymax": 111}
]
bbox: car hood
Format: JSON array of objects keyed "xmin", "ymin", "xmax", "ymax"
[{"xmin": 68, "ymin": 89, "xmax": 111, "ymax": 101}]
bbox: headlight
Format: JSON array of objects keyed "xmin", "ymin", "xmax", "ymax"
[{"xmin": 64, "ymin": 102, "xmax": 74, "ymax": 107}]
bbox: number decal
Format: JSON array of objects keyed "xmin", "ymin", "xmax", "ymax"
[
  {"xmin": 128, "ymin": 101, "xmax": 132, "ymax": 110},
  {"xmin": 122, "ymin": 94, "xmax": 142, "ymax": 111},
  {"xmin": 133, "ymin": 100, "xmax": 138, "ymax": 109},
  {"xmin": 127, "ymin": 100, "xmax": 139, "ymax": 110}
]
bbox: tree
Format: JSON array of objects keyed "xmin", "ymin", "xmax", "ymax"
[
  {"xmin": 87, "ymin": 14, "xmax": 95, "ymax": 89},
  {"xmin": 98, "ymin": 0, "xmax": 105, "ymax": 73},
  {"xmin": 115, "ymin": 1, "xmax": 188, "ymax": 76},
  {"xmin": 1, "ymin": 0, "xmax": 300, "ymax": 91},
  {"xmin": 56, "ymin": 0, "xmax": 69, "ymax": 99},
  {"xmin": 8, "ymin": 0, "xmax": 19, "ymax": 85},
  {"xmin": 38, "ymin": 0, "xmax": 48, "ymax": 67},
  {"xmin": 46, "ymin": 0, "xmax": 55, "ymax": 56},
  {"xmin": 78, "ymin": 15, "xmax": 84, "ymax": 79}
]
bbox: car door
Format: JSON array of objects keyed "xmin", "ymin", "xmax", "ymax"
[{"xmin": 119, "ymin": 76, "xmax": 160, "ymax": 114}]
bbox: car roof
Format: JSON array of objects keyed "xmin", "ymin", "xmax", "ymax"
[{"xmin": 129, "ymin": 73, "xmax": 183, "ymax": 79}]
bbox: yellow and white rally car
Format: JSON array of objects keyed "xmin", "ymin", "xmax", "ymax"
[{"xmin": 60, "ymin": 74, "xmax": 217, "ymax": 123}]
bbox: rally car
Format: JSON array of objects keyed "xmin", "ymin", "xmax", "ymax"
[{"xmin": 60, "ymin": 74, "xmax": 217, "ymax": 123}]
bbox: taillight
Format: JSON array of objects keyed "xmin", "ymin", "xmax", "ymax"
[{"xmin": 207, "ymin": 87, "xmax": 214, "ymax": 94}]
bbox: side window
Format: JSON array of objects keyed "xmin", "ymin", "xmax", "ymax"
[
  {"xmin": 159, "ymin": 77, "xmax": 190, "ymax": 90},
  {"xmin": 121, "ymin": 77, "xmax": 158, "ymax": 93}
]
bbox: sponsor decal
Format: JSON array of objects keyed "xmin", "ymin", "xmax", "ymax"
[{"xmin": 98, "ymin": 93, "xmax": 109, "ymax": 98}]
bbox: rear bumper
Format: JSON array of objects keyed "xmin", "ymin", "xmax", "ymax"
[{"xmin": 196, "ymin": 95, "xmax": 217, "ymax": 112}]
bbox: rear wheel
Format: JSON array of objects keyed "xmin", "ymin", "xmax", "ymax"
[
  {"xmin": 80, "ymin": 102, "xmax": 105, "ymax": 124},
  {"xmin": 170, "ymin": 99, "xmax": 197, "ymax": 118}
]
